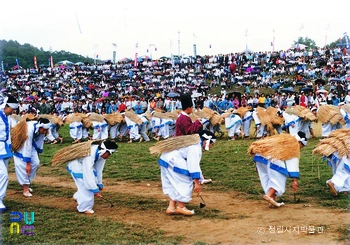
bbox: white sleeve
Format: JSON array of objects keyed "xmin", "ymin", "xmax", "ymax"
[{"xmin": 82, "ymin": 155, "xmax": 100, "ymax": 193}]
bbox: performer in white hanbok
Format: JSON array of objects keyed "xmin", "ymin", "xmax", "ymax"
[
  {"xmin": 339, "ymin": 102, "xmax": 350, "ymax": 129},
  {"xmin": 0, "ymin": 95, "xmax": 18, "ymax": 211},
  {"xmin": 248, "ymin": 132, "xmax": 307, "ymax": 207},
  {"xmin": 252, "ymin": 109, "xmax": 266, "ymax": 139},
  {"xmin": 242, "ymin": 109, "xmax": 253, "ymax": 139},
  {"xmin": 65, "ymin": 141, "xmax": 118, "ymax": 214},
  {"xmin": 225, "ymin": 111, "xmax": 243, "ymax": 140},
  {"xmin": 13, "ymin": 118, "xmax": 51, "ymax": 197},
  {"xmin": 150, "ymin": 130, "xmax": 216, "ymax": 215}
]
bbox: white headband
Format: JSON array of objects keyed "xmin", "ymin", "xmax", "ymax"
[
  {"xmin": 294, "ymin": 134, "xmax": 307, "ymax": 146},
  {"xmin": 37, "ymin": 122, "xmax": 51, "ymax": 129},
  {"xmin": 7, "ymin": 103, "xmax": 19, "ymax": 109},
  {"xmin": 100, "ymin": 142, "xmax": 116, "ymax": 154},
  {"xmin": 201, "ymin": 133, "xmax": 216, "ymax": 151}
]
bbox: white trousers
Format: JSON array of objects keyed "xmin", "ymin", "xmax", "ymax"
[
  {"xmin": 161, "ymin": 166, "xmax": 193, "ymax": 203},
  {"xmin": 71, "ymin": 175, "xmax": 95, "ymax": 212},
  {"xmin": 0, "ymin": 159, "xmax": 9, "ymax": 200},
  {"xmin": 328, "ymin": 160, "xmax": 350, "ymax": 193},
  {"xmin": 13, "ymin": 153, "xmax": 40, "ymax": 185},
  {"xmin": 256, "ymin": 161, "xmax": 286, "ymax": 197}
]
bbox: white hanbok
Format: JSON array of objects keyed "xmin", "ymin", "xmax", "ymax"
[
  {"xmin": 158, "ymin": 143, "xmax": 202, "ymax": 203},
  {"xmin": 67, "ymin": 145, "xmax": 105, "ymax": 213}
]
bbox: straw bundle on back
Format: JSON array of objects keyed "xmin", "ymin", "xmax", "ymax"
[
  {"xmin": 81, "ymin": 117, "xmax": 93, "ymax": 129},
  {"xmin": 210, "ymin": 111, "xmax": 223, "ymax": 125},
  {"xmin": 11, "ymin": 119, "xmax": 29, "ymax": 152},
  {"xmin": 265, "ymin": 107, "xmax": 284, "ymax": 126},
  {"xmin": 164, "ymin": 112, "xmax": 179, "ymax": 120},
  {"xmin": 152, "ymin": 111, "xmax": 171, "ymax": 120},
  {"xmin": 52, "ymin": 140, "xmax": 102, "ymax": 166},
  {"xmin": 88, "ymin": 112, "xmax": 105, "ymax": 122},
  {"xmin": 65, "ymin": 114, "xmax": 82, "ymax": 124},
  {"xmin": 236, "ymin": 106, "xmax": 251, "ymax": 118},
  {"xmin": 201, "ymin": 107, "xmax": 215, "ymax": 118},
  {"xmin": 256, "ymin": 107, "xmax": 270, "ymax": 126},
  {"xmin": 312, "ymin": 143, "xmax": 337, "ymax": 157},
  {"xmin": 317, "ymin": 105, "xmax": 345, "ymax": 125},
  {"xmin": 125, "ymin": 110, "xmax": 143, "ymax": 125},
  {"xmin": 248, "ymin": 134, "xmax": 300, "ymax": 161},
  {"xmin": 172, "ymin": 109, "xmax": 182, "ymax": 116},
  {"xmin": 39, "ymin": 114, "xmax": 64, "ymax": 126},
  {"xmin": 10, "ymin": 114, "xmax": 22, "ymax": 122},
  {"xmin": 115, "ymin": 112, "xmax": 124, "ymax": 124},
  {"xmin": 193, "ymin": 110, "xmax": 211, "ymax": 119},
  {"xmin": 104, "ymin": 114, "xmax": 119, "ymax": 126},
  {"xmin": 189, "ymin": 113, "xmax": 200, "ymax": 122},
  {"xmin": 221, "ymin": 108, "xmax": 235, "ymax": 119},
  {"xmin": 312, "ymin": 129, "xmax": 350, "ymax": 158},
  {"xmin": 149, "ymin": 134, "xmax": 200, "ymax": 155},
  {"xmin": 342, "ymin": 104, "xmax": 350, "ymax": 114}
]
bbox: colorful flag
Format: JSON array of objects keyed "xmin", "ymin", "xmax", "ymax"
[
  {"xmin": 271, "ymin": 42, "xmax": 273, "ymax": 46},
  {"xmin": 96, "ymin": 54, "xmax": 99, "ymax": 59},
  {"xmin": 15, "ymin": 58, "xmax": 20, "ymax": 68},
  {"xmin": 155, "ymin": 47, "xmax": 157, "ymax": 51},
  {"xmin": 134, "ymin": 52, "xmax": 138, "ymax": 68},
  {"xmin": 1, "ymin": 61, "xmax": 4, "ymax": 72},
  {"xmin": 209, "ymin": 44, "xmax": 212, "ymax": 48},
  {"xmin": 34, "ymin": 56, "xmax": 38, "ymax": 69}
]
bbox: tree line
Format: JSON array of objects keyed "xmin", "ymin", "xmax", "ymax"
[{"xmin": 0, "ymin": 40, "xmax": 95, "ymax": 69}]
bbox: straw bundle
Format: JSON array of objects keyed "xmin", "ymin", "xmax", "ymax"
[
  {"xmin": 152, "ymin": 111, "xmax": 171, "ymax": 119},
  {"xmin": 312, "ymin": 143, "xmax": 337, "ymax": 157},
  {"xmin": 81, "ymin": 117, "xmax": 93, "ymax": 129},
  {"xmin": 39, "ymin": 114, "xmax": 64, "ymax": 126},
  {"xmin": 10, "ymin": 114, "xmax": 22, "ymax": 122},
  {"xmin": 342, "ymin": 104, "xmax": 350, "ymax": 114},
  {"xmin": 256, "ymin": 107, "xmax": 270, "ymax": 126},
  {"xmin": 193, "ymin": 110, "xmax": 212, "ymax": 119},
  {"xmin": 210, "ymin": 111, "xmax": 223, "ymax": 125},
  {"xmin": 236, "ymin": 106, "xmax": 251, "ymax": 118},
  {"xmin": 172, "ymin": 109, "xmax": 182, "ymax": 115},
  {"xmin": 125, "ymin": 110, "xmax": 143, "ymax": 125},
  {"xmin": 221, "ymin": 108, "xmax": 235, "ymax": 119},
  {"xmin": 312, "ymin": 129, "xmax": 350, "ymax": 158},
  {"xmin": 144, "ymin": 111, "xmax": 152, "ymax": 120},
  {"xmin": 65, "ymin": 114, "xmax": 82, "ymax": 124},
  {"xmin": 52, "ymin": 140, "xmax": 102, "ymax": 166},
  {"xmin": 317, "ymin": 105, "xmax": 345, "ymax": 125},
  {"xmin": 114, "ymin": 112, "xmax": 125, "ymax": 124},
  {"xmin": 201, "ymin": 107, "xmax": 216, "ymax": 118},
  {"xmin": 149, "ymin": 134, "xmax": 200, "ymax": 155},
  {"xmin": 88, "ymin": 113, "xmax": 105, "ymax": 122},
  {"xmin": 23, "ymin": 114, "xmax": 38, "ymax": 121},
  {"xmin": 11, "ymin": 120, "xmax": 28, "ymax": 152},
  {"xmin": 248, "ymin": 134, "xmax": 300, "ymax": 161},
  {"xmin": 189, "ymin": 112, "xmax": 200, "ymax": 122},
  {"xmin": 104, "ymin": 114, "xmax": 119, "ymax": 126},
  {"xmin": 164, "ymin": 112, "xmax": 179, "ymax": 120}
]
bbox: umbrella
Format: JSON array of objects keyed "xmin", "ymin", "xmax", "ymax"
[
  {"xmin": 271, "ymin": 83, "xmax": 281, "ymax": 89},
  {"xmin": 167, "ymin": 92, "xmax": 180, "ymax": 98},
  {"xmin": 345, "ymin": 77, "xmax": 350, "ymax": 81},
  {"xmin": 328, "ymin": 78, "xmax": 341, "ymax": 83},
  {"xmin": 296, "ymin": 82, "xmax": 306, "ymax": 86},
  {"xmin": 191, "ymin": 92, "xmax": 202, "ymax": 98},
  {"xmin": 54, "ymin": 97, "xmax": 64, "ymax": 102},
  {"xmin": 280, "ymin": 88, "xmax": 294, "ymax": 94},
  {"xmin": 315, "ymin": 79, "xmax": 326, "ymax": 85},
  {"xmin": 316, "ymin": 89, "xmax": 328, "ymax": 94},
  {"xmin": 102, "ymin": 92, "xmax": 109, "ymax": 97},
  {"xmin": 300, "ymin": 87, "xmax": 313, "ymax": 93},
  {"xmin": 75, "ymin": 62, "xmax": 84, "ymax": 65}
]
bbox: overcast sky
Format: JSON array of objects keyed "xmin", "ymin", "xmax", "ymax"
[{"xmin": 1, "ymin": 0, "xmax": 349, "ymax": 61}]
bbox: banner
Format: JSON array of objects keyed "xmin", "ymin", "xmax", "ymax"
[
  {"xmin": 193, "ymin": 44, "xmax": 197, "ymax": 58},
  {"xmin": 34, "ymin": 56, "xmax": 38, "ymax": 69},
  {"xmin": 134, "ymin": 52, "xmax": 138, "ymax": 68},
  {"xmin": 344, "ymin": 32, "xmax": 349, "ymax": 49},
  {"xmin": 1, "ymin": 61, "xmax": 3, "ymax": 72},
  {"xmin": 112, "ymin": 51, "xmax": 116, "ymax": 64},
  {"xmin": 15, "ymin": 58, "xmax": 20, "ymax": 69},
  {"xmin": 50, "ymin": 56, "xmax": 54, "ymax": 70}
]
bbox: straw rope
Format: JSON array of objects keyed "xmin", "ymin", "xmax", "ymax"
[
  {"xmin": 52, "ymin": 140, "xmax": 102, "ymax": 166},
  {"xmin": 149, "ymin": 134, "xmax": 200, "ymax": 155},
  {"xmin": 248, "ymin": 134, "xmax": 300, "ymax": 161},
  {"xmin": 312, "ymin": 129, "xmax": 350, "ymax": 158}
]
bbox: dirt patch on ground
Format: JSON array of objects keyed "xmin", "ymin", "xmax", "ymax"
[{"xmin": 8, "ymin": 174, "xmax": 349, "ymax": 244}]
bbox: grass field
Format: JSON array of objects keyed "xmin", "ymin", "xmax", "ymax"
[{"xmin": 1, "ymin": 122, "xmax": 349, "ymax": 244}]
